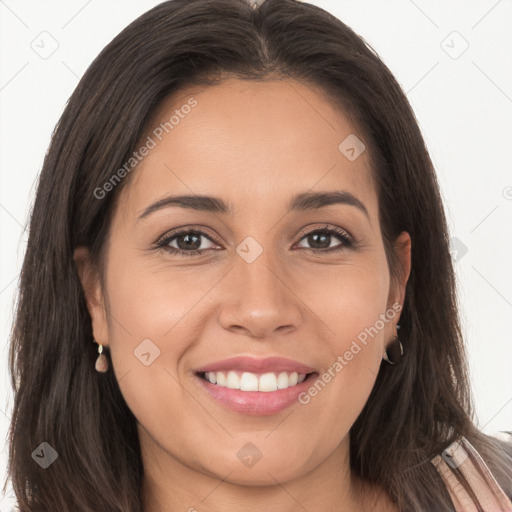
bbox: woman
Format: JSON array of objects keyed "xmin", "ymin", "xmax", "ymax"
[{"xmin": 5, "ymin": 0, "xmax": 512, "ymax": 510}]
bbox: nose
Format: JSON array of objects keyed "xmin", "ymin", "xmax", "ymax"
[{"xmin": 217, "ymin": 250, "xmax": 303, "ymax": 340}]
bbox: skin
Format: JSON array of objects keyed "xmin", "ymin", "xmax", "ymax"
[{"xmin": 75, "ymin": 77, "xmax": 411, "ymax": 512}]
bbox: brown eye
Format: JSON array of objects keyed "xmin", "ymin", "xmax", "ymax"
[
  {"xmin": 295, "ymin": 226, "xmax": 353, "ymax": 253},
  {"xmin": 156, "ymin": 229, "xmax": 218, "ymax": 256},
  {"xmin": 173, "ymin": 232, "xmax": 203, "ymax": 251}
]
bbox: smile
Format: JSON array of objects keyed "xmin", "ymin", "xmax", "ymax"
[
  {"xmin": 193, "ymin": 355, "xmax": 319, "ymax": 415},
  {"xmin": 199, "ymin": 370, "xmax": 308, "ymax": 392}
]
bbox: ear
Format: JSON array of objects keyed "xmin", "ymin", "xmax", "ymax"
[
  {"xmin": 74, "ymin": 246, "xmax": 109, "ymax": 347},
  {"xmin": 388, "ymin": 231, "xmax": 411, "ymax": 312}
]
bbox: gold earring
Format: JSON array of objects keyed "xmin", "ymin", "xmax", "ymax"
[{"xmin": 93, "ymin": 340, "xmax": 109, "ymax": 373}]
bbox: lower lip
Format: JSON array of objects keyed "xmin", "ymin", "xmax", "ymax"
[{"xmin": 195, "ymin": 373, "xmax": 318, "ymax": 416}]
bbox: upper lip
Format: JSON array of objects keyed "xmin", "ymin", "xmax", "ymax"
[{"xmin": 195, "ymin": 356, "xmax": 317, "ymax": 375}]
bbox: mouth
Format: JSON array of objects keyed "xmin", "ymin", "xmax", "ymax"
[
  {"xmin": 197, "ymin": 370, "xmax": 312, "ymax": 392},
  {"xmin": 193, "ymin": 355, "xmax": 319, "ymax": 415},
  {"xmin": 194, "ymin": 369, "xmax": 319, "ymax": 416}
]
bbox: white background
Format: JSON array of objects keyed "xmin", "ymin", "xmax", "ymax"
[{"xmin": 1, "ymin": 0, "xmax": 511, "ymax": 508}]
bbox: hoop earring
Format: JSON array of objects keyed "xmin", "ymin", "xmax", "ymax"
[
  {"xmin": 93, "ymin": 340, "xmax": 109, "ymax": 373},
  {"xmin": 383, "ymin": 325, "xmax": 403, "ymax": 365}
]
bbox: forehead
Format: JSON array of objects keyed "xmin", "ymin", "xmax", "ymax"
[{"xmin": 119, "ymin": 77, "xmax": 378, "ymax": 221}]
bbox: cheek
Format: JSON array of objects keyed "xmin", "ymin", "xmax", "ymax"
[
  {"xmin": 104, "ymin": 251, "xmax": 219, "ymax": 360},
  {"xmin": 299, "ymin": 251, "xmax": 391, "ymax": 354},
  {"xmin": 101, "ymin": 252, "xmax": 212, "ymax": 418},
  {"xmin": 102, "ymin": 258, "xmax": 218, "ymax": 463},
  {"xmin": 294, "ymin": 254, "xmax": 391, "ymax": 419}
]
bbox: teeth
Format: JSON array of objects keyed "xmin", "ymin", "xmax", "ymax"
[
  {"xmin": 203, "ymin": 370, "xmax": 308, "ymax": 391},
  {"xmin": 226, "ymin": 371, "xmax": 240, "ymax": 390},
  {"xmin": 276, "ymin": 371, "xmax": 288, "ymax": 389},
  {"xmin": 216, "ymin": 371, "xmax": 226, "ymax": 386},
  {"xmin": 259, "ymin": 372, "xmax": 278, "ymax": 392},
  {"xmin": 240, "ymin": 372, "xmax": 259, "ymax": 391}
]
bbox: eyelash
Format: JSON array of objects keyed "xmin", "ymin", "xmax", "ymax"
[{"xmin": 154, "ymin": 224, "xmax": 353, "ymax": 257}]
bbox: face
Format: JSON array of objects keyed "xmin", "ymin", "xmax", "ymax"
[{"xmin": 76, "ymin": 77, "xmax": 410, "ymax": 488}]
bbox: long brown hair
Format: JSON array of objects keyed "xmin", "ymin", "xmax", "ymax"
[{"xmin": 6, "ymin": 0, "xmax": 512, "ymax": 510}]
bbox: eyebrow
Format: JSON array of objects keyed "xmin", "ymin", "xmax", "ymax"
[{"xmin": 136, "ymin": 190, "xmax": 369, "ymax": 221}]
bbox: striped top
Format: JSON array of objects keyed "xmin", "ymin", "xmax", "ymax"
[{"xmin": 431, "ymin": 433, "xmax": 512, "ymax": 511}]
